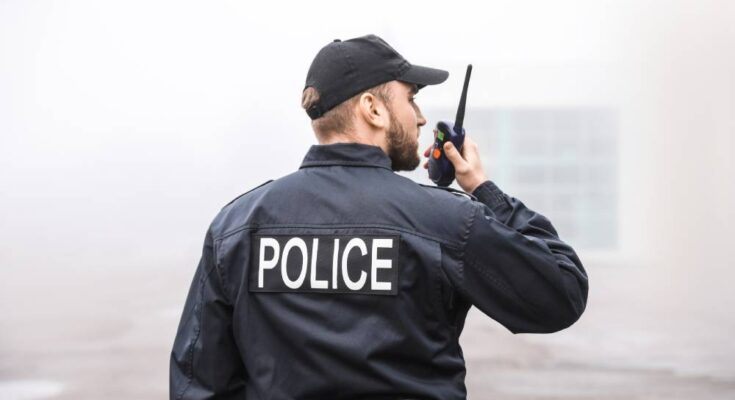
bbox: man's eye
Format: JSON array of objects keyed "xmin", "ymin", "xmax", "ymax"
[{"xmin": 409, "ymin": 97, "xmax": 416, "ymax": 102}]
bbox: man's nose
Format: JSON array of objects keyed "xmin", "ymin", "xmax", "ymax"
[{"xmin": 417, "ymin": 111, "xmax": 427, "ymax": 127}]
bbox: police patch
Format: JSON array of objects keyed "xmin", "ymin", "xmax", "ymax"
[{"xmin": 250, "ymin": 234, "xmax": 400, "ymax": 296}]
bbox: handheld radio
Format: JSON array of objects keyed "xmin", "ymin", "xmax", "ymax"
[{"xmin": 428, "ymin": 64, "xmax": 473, "ymax": 187}]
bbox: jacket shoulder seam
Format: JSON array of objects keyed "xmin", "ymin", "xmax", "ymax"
[
  {"xmin": 221, "ymin": 179, "xmax": 274, "ymax": 209},
  {"xmin": 213, "ymin": 223, "xmax": 464, "ymax": 250},
  {"xmin": 418, "ymin": 183, "xmax": 477, "ymax": 201}
]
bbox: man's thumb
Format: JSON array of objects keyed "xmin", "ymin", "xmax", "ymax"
[{"xmin": 443, "ymin": 142, "xmax": 465, "ymax": 168}]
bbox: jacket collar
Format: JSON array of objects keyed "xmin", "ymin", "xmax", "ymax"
[{"xmin": 299, "ymin": 143, "xmax": 393, "ymax": 171}]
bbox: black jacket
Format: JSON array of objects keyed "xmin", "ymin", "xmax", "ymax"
[{"xmin": 170, "ymin": 143, "xmax": 588, "ymax": 400}]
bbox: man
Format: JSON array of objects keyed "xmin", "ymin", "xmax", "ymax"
[{"xmin": 170, "ymin": 34, "xmax": 588, "ymax": 400}]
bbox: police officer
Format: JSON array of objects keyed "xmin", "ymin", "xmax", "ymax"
[{"xmin": 170, "ymin": 34, "xmax": 588, "ymax": 400}]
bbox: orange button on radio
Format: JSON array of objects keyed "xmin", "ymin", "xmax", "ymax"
[{"xmin": 432, "ymin": 148, "xmax": 441, "ymax": 159}]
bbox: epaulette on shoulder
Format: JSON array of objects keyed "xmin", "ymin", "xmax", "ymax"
[
  {"xmin": 222, "ymin": 179, "xmax": 274, "ymax": 209},
  {"xmin": 419, "ymin": 183, "xmax": 477, "ymax": 201}
]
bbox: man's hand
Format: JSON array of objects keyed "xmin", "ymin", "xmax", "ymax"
[{"xmin": 423, "ymin": 133, "xmax": 488, "ymax": 194}]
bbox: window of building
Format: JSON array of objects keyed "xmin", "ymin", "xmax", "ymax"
[{"xmin": 421, "ymin": 107, "xmax": 618, "ymax": 250}]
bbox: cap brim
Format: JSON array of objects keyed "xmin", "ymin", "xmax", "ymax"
[{"xmin": 398, "ymin": 64, "xmax": 449, "ymax": 89}]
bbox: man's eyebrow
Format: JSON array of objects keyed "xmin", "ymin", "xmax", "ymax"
[{"xmin": 409, "ymin": 84, "xmax": 418, "ymax": 95}]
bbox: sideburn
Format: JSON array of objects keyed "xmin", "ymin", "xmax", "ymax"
[{"xmin": 386, "ymin": 107, "xmax": 420, "ymax": 172}]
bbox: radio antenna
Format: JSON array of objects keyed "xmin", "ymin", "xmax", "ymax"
[{"xmin": 454, "ymin": 64, "xmax": 472, "ymax": 134}]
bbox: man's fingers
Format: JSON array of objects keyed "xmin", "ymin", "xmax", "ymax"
[
  {"xmin": 423, "ymin": 129, "xmax": 438, "ymax": 158},
  {"xmin": 462, "ymin": 137, "xmax": 479, "ymax": 160},
  {"xmin": 423, "ymin": 145, "xmax": 432, "ymax": 158},
  {"xmin": 443, "ymin": 142, "xmax": 468, "ymax": 172}
]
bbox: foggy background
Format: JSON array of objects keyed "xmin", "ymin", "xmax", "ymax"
[{"xmin": 1, "ymin": 0, "xmax": 733, "ymax": 399}]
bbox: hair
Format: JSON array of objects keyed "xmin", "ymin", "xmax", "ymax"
[{"xmin": 301, "ymin": 83, "xmax": 392, "ymax": 139}]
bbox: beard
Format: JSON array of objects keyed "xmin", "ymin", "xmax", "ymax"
[{"xmin": 386, "ymin": 109, "xmax": 420, "ymax": 172}]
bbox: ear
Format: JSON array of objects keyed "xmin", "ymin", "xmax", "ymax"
[{"xmin": 355, "ymin": 91, "xmax": 389, "ymax": 130}]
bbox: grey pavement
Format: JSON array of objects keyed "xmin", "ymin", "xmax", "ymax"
[{"xmin": 1, "ymin": 259, "xmax": 733, "ymax": 399}]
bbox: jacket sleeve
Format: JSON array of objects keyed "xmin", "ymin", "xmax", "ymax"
[
  {"xmin": 169, "ymin": 228, "xmax": 247, "ymax": 399},
  {"xmin": 458, "ymin": 180, "xmax": 589, "ymax": 334}
]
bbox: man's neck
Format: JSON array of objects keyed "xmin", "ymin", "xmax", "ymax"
[{"xmin": 318, "ymin": 131, "xmax": 388, "ymax": 154}]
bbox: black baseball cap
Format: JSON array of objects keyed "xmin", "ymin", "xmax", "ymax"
[{"xmin": 304, "ymin": 34, "xmax": 449, "ymax": 120}]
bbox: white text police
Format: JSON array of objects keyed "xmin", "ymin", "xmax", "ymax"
[{"xmin": 250, "ymin": 234, "xmax": 400, "ymax": 295}]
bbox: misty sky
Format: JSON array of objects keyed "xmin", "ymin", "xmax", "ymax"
[{"xmin": 1, "ymin": 0, "xmax": 733, "ymax": 271}]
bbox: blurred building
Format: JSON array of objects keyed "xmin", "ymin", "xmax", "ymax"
[{"xmin": 427, "ymin": 106, "xmax": 619, "ymax": 251}]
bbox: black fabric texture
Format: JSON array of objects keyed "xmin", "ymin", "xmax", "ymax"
[{"xmin": 170, "ymin": 143, "xmax": 589, "ymax": 399}]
